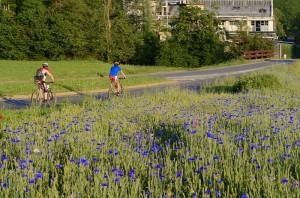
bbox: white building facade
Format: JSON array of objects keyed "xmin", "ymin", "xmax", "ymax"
[{"xmin": 156, "ymin": 0, "xmax": 276, "ymax": 39}]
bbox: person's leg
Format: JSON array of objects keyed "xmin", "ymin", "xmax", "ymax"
[
  {"xmin": 42, "ymin": 82, "xmax": 48, "ymax": 102},
  {"xmin": 117, "ymin": 81, "xmax": 121, "ymax": 93}
]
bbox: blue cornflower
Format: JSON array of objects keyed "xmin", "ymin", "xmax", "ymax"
[
  {"xmin": 114, "ymin": 178, "xmax": 120, "ymax": 183},
  {"xmin": 176, "ymin": 172, "xmax": 182, "ymax": 178},
  {"xmin": 29, "ymin": 179, "xmax": 36, "ymax": 184},
  {"xmin": 241, "ymin": 195, "xmax": 249, "ymax": 198},
  {"xmin": 35, "ymin": 172, "xmax": 43, "ymax": 179},
  {"xmin": 205, "ymin": 189, "xmax": 210, "ymax": 194},
  {"xmin": 213, "ymin": 156, "xmax": 219, "ymax": 160},
  {"xmin": 93, "ymin": 169, "xmax": 100, "ymax": 173},
  {"xmin": 156, "ymin": 164, "xmax": 164, "ymax": 169},
  {"xmin": 282, "ymin": 179, "xmax": 288, "ymax": 183},
  {"xmin": 145, "ymin": 191, "xmax": 150, "ymax": 196},
  {"xmin": 0, "ymin": 164, "xmax": 3, "ymax": 169},
  {"xmin": 56, "ymin": 164, "xmax": 63, "ymax": 168},
  {"xmin": 215, "ymin": 191, "xmax": 221, "ymax": 196},
  {"xmin": 1, "ymin": 156, "xmax": 8, "ymax": 161},
  {"xmin": 101, "ymin": 183, "xmax": 108, "ymax": 187}
]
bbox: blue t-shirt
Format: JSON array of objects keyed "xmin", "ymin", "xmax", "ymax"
[{"xmin": 109, "ymin": 65, "xmax": 121, "ymax": 76}]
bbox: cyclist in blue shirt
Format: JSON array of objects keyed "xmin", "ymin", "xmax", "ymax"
[{"xmin": 109, "ymin": 59, "xmax": 126, "ymax": 94}]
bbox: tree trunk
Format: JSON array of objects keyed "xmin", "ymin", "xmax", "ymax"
[{"xmin": 104, "ymin": 0, "xmax": 112, "ymax": 62}]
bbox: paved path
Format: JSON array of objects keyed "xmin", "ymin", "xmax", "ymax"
[{"xmin": 0, "ymin": 60, "xmax": 295, "ymax": 110}]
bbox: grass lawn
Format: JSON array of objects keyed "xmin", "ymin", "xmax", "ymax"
[{"xmin": 0, "ymin": 59, "xmax": 255, "ymax": 96}]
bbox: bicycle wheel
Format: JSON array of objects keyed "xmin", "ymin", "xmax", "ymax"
[
  {"xmin": 31, "ymin": 89, "xmax": 43, "ymax": 106},
  {"xmin": 119, "ymin": 85, "xmax": 125, "ymax": 98},
  {"xmin": 47, "ymin": 91, "xmax": 57, "ymax": 106},
  {"xmin": 108, "ymin": 88, "xmax": 114, "ymax": 100}
]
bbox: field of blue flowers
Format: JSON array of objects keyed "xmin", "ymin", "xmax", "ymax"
[{"xmin": 0, "ymin": 64, "xmax": 300, "ymax": 197}]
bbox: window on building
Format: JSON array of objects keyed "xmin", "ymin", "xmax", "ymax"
[{"xmin": 230, "ymin": 21, "xmax": 238, "ymax": 25}]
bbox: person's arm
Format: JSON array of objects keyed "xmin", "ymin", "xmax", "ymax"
[
  {"xmin": 47, "ymin": 71, "xmax": 55, "ymax": 83},
  {"xmin": 120, "ymin": 71, "xmax": 126, "ymax": 79}
]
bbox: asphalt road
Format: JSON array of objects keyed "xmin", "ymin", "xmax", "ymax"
[{"xmin": 0, "ymin": 59, "xmax": 295, "ymax": 110}]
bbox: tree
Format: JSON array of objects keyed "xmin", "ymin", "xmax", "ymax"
[
  {"xmin": 274, "ymin": 0, "xmax": 300, "ymax": 38},
  {"xmin": 156, "ymin": 6, "xmax": 226, "ymax": 67}
]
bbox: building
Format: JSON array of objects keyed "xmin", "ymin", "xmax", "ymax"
[{"xmin": 156, "ymin": 0, "xmax": 276, "ymax": 39}]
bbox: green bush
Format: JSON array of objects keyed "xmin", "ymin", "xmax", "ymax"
[{"xmin": 233, "ymin": 73, "xmax": 281, "ymax": 92}]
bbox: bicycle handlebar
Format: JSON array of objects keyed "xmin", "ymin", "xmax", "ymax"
[{"xmin": 118, "ymin": 76, "xmax": 126, "ymax": 80}]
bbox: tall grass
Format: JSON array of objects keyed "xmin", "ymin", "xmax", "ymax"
[{"xmin": 0, "ymin": 63, "xmax": 299, "ymax": 197}]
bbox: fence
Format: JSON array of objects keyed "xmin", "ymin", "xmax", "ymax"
[{"xmin": 242, "ymin": 50, "xmax": 274, "ymax": 60}]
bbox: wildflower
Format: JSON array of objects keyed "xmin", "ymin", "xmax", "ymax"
[
  {"xmin": 35, "ymin": 172, "xmax": 43, "ymax": 179},
  {"xmin": 176, "ymin": 172, "xmax": 182, "ymax": 178},
  {"xmin": 56, "ymin": 164, "xmax": 63, "ymax": 168},
  {"xmin": 205, "ymin": 189, "xmax": 210, "ymax": 194},
  {"xmin": 282, "ymin": 179, "xmax": 288, "ymax": 183},
  {"xmin": 101, "ymin": 183, "xmax": 108, "ymax": 187},
  {"xmin": 1, "ymin": 156, "xmax": 8, "ymax": 161},
  {"xmin": 29, "ymin": 179, "xmax": 36, "ymax": 184},
  {"xmin": 93, "ymin": 169, "xmax": 100, "ymax": 173},
  {"xmin": 33, "ymin": 148, "xmax": 40, "ymax": 153},
  {"xmin": 215, "ymin": 191, "xmax": 221, "ymax": 196},
  {"xmin": 92, "ymin": 157, "xmax": 99, "ymax": 161},
  {"xmin": 241, "ymin": 195, "xmax": 249, "ymax": 198},
  {"xmin": 156, "ymin": 164, "xmax": 164, "ymax": 169},
  {"xmin": 114, "ymin": 178, "xmax": 120, "ymax": 182},
  {"xmin": 0, "ymin": 115, "xmax": 3, "ymax": 120}
]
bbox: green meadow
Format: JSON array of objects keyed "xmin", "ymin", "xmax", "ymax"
[
  {"xmin": 0, "ymin": 61, "xmax": 299, "ymax": 197},
  {"xmin": 0, "ymin": 59, "xmax": 251, "ymax": 96}
]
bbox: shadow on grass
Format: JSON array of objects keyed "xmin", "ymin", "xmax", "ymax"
[
  {"xmin": 203, "ymin": 85, "xmax": 235, "ymax": 94},
  {"xmin": 2, "ymin": 97, "xmax": 30, "ymax": 107},
  {"xmin": 55, "ymin": 83, "xmax": 85, "ymax": 95},
  {"xmin": 0, "ymin": 91, "xmax": 30, "ymax": 107}
]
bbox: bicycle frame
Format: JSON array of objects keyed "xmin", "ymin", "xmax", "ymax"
[
  {"xmin": 31, "ymin": 82, "xmax": 56, "ymax": 107},
  {"xmin": 108, "ymin": 77, "xmax": 125, "ymax": 99}
]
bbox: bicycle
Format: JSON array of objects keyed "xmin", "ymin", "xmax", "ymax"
[
  {"xmin": 31, "ymin": 82, "xmax": 56, "ymax": 107},
  {"xmin": 108, "ymin": 76, "xmax": 125, "ymax": 100}
]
